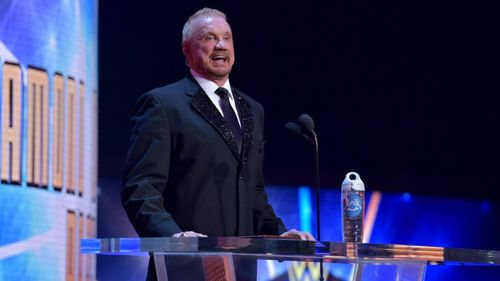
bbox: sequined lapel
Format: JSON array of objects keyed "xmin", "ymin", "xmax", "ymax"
[
  {"xmin": 191, "ymin": 89, "xmax": 242, "ymax": 160},
  {"xmin": 233, "ymin": 90, "xmax": 254, "ymax": 164}
]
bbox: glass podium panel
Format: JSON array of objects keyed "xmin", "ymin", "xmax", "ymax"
[{"xmin": 81, "ymin": 237, "xmax": 500, "ymax": 281}]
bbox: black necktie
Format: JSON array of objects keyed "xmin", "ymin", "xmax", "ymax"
[{"xmin": 215, "ymin": 87, "xmax": 243, "ymax": 151}]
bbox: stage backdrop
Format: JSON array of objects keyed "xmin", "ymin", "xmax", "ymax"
[{"xmin": 0, "ymin": 1, "xmax": 98, "ymax": 281}]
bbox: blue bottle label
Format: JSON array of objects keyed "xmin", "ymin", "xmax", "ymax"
[{"xmin": 345, "ymin": 193, "xmax": 362, "ymax": 218}]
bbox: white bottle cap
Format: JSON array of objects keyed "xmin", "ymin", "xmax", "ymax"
[{"xmin": 342, "ymin": 172, "xmax": 365, "ymax": 191}]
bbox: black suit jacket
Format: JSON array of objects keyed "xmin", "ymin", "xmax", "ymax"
[{"xmin": 121, "ymin": 76, "xmax": 286, "ymax": 237}]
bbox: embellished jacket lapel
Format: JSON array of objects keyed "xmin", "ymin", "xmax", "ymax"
[
  {"xmin": 233, "ymin": 90, "xmax": 254, "ymax": 164},
  {"xmin": 191, "ymin": 88, "xmax": 242, "ymax": 160},
  {"xmin": 185, "ymin": 76, "xmax": 255, "ymax": 162}
]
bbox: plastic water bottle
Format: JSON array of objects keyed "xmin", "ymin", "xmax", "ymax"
[{"xmin": 341, "ymin": 172, "xmax": 365, "ymax": 243}]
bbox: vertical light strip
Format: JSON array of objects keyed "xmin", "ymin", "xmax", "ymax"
[
  {"xmin": 265, "ymin": 260, "xmax": 276, "ymax": 279},
  {"xmin": 363, "ymin": 191, "xmax": 382, "ymax": 243},
  {"xmin": 298, "ymin": 186, "xmax": 312, "ymax": 233}
]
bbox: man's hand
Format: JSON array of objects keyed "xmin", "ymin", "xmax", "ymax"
[
  {"xmin": 172, "ymin": 231, "xmax": 207, "ymax": 237},
  {"xmin": 279, "ymin": 229, "xmax": 315, "ymax": 241}
]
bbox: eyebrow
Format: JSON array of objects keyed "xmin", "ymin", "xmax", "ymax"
[{"xmin": 198, "ymin": 30, "xmax": 232, "ymax": 38}]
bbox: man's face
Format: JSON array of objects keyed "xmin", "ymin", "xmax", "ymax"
[{"xmin": 183, "ymin": 16, "xmax": 235, "ymax": 84}]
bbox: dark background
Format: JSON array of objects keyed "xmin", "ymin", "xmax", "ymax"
[{"xmin": 99, "ymin": 1, "xmax": 500, "ymax": 200}]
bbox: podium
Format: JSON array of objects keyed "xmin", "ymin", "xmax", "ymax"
[{"xmin": 81, "ymin": 237, "xmax": 500, "ymax": 281}]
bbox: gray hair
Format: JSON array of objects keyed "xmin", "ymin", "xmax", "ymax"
[{"xmin": 182, "ymin": 8, "xmax": 228, "ymax": 43}]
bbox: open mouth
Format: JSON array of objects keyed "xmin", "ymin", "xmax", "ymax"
[{"xmin": 211, "ymin": 55, "xmax": 228, "ymax": 63}]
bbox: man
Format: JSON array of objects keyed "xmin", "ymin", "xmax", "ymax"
[{"xmin": 121, "ymin": 7, "xmax": 313, "ymax": 280}]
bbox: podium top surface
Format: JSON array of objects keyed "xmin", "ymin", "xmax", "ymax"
[{"xmin": 81, "ymin": 237, "xmax": 500, "ymax": 266}]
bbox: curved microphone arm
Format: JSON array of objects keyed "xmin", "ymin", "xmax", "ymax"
[{"xmin": 310, "ymin": 129, "xmax": 320, "ymax": 241}]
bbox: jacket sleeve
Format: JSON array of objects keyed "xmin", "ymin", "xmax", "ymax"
[
  {"xmin": 121, "ymin": 92, "xmax": 182, "ymax": 237},
  {"xmin": 252, "ymin": 105, "xmax": 287, "ymax": 235}
]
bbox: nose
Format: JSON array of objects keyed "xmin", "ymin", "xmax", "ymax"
[{"xmin": 215, "ymin": 38, "xmax": 227, "ymax": 49}]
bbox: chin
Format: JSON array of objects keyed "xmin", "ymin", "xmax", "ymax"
[{"xmin": 209, "ymin": 70, "xmax": 231, "ymax": 78}]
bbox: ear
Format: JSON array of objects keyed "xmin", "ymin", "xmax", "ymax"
[
  {"xmin": 182, "ymin": 42, "xmax": 191, "ymax": 66},
  {"xmin": 182, "ymin": 41, "xmax": 190, "ymax": 57}
]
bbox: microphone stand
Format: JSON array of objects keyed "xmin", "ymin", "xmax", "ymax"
[
  {"xmin": 311, "ymin": 130, "xmax": 320, "ymax": 242},
  {"xmin": 311, "ymin": 130, "xmax": 324, "ymax": 281}
]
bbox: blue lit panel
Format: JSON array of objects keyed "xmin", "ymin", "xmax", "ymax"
[{"xmin": 0, "ymin": 1, "xmax": 98, "ymax": 280}]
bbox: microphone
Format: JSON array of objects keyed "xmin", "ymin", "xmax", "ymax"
[
  {"xmin": 284, "ymin": 122, "xmax": 314, "ymax": 144},
  {"xmin": 298, "ymin": 113, "xmax": 315, "ymax": 132},
  {"xmin": 297, "ymin": 114, "xmax": 318, "ymax": 153}
]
